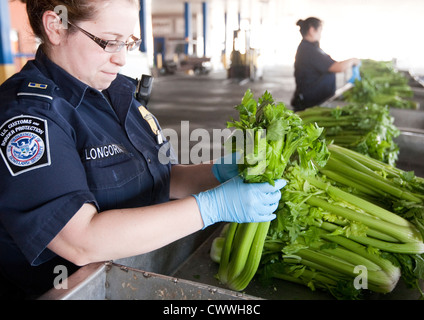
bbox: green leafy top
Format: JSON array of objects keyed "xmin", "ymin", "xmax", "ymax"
[
  {"xmin": 298, "ymin": 103, "xmax": 400, "ymax": 166},
  {"xmin": 227, "ymin": 89, "xmax": 329, "ymax": 185},
  {"xmin": 343, "ymin": 59, "xmax": 417, "ymax": 110}
]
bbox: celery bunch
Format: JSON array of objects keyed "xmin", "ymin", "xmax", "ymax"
[
  {"xmin": 212, "ymin": 89, "xmax": 424, "ymax": 299},
  {"xmin": 215, "ymin": 89, "xmax": 328, "ymax": 291},
  {"xmin": 343, "ymin": 59, "xmax": 417, "ymax": 109},
  {"xmin": 261, "ymin": 145, "xmax": 424, "ymax": 299},
  {"xmin": 297, "ymin": 103, "xmax": 400, "ymax": 166}
]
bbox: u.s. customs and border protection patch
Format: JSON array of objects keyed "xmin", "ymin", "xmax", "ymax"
[{"xmin": 0, "ymin": 115, "xmax": 51, "ymax": 176}]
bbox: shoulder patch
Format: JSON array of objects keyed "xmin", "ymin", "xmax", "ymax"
[{"xmin": 0, "ymin": 115, "xmax": 51, "ymax": 176}]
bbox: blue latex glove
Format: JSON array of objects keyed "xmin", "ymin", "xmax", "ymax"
[
  {"xmin": 348, "ymin": 63, "xmax": 362, "ymax": 83},
  {"xmin": 212, "ymin": 152, "xmax": 240, "ymax": 183},
  {"xmin": 194, "ymin": 176, "xmax": 286, "ymax": 229}
]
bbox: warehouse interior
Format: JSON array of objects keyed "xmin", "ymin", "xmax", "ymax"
[
  {"xmin": 1, "ymin": 0, "xmax": 424, "ymax": 301},
  {"xmin": 4, "ymin": 0, "xmax": 424, "ymax": 78}
]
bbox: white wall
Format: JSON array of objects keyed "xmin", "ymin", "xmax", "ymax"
[{"xmin": 263, "ymin": 0, "xmax": 424, "ymax": 73}]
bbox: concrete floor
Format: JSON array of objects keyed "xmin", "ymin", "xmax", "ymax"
[{"xmin": 148, "ymin": 66, "xmax": 296, "ymax": 164}]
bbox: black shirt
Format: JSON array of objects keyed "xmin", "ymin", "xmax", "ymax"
[{"xmin": 292, "ymin": 39, "xmax": 336, "ymax": 110}]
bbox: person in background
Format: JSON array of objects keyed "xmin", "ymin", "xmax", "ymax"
[
  {"xmin": 291, "ymin": 17, "xmax": 361, "ymax": 112},
  {"xmin": 0, "ymin": 0, "xmax": 285, "ymax": 299}
]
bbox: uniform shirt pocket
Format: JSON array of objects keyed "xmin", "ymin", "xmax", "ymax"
[
  {"xmin": 82, "ymin": 147, "xmax": 151, "ymax": 210},
  {"xmin": 83, "ymin": 151, "xmax": 144, "ymax": 190}
]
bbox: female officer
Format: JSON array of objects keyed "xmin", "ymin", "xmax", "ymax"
[
  {"xmin": 0, "ymin": 0, "xmax": 285, "ymax": 299},
  {"xmin": 291, "ymin": 17, "xmax": 360, "ymax": 111}
]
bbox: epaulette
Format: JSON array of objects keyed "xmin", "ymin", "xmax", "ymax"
[{"xmin": 16, "ymin": 77, "xmax": 56, "ymax": 103}]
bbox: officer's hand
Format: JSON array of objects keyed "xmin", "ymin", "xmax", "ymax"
[
  {"xmin": 212, "ymin": 152, "xmax": 240, "ymax": 183},
  {"xmin": 193, "ymin": 176, "xmax": 286, "ymax": 229}
]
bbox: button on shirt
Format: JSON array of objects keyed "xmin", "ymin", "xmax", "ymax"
[
  {"xmin": 294, "ymin": 39, "xmax": 336, "ymax": 108},
  {"xmin": 0, "ymin": 48, "xmax": 174, "ymax": 297}
]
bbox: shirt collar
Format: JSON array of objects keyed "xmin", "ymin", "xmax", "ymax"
[
  {"xmin": 302, "ymin": 39, "xmax": 320, "ymax": 47},
  {"xmin": 34, "ymin": 47, "xmax": 90, "ymax": 108}
]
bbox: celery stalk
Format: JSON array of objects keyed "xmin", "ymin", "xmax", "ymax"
[
  {"xmin": 226, "ymin": 223, "xmax": 259, "ymax": 281},
  {"xmin": 305, "ymin": 175, "xmax": 418, "ymax": 229},
  {"xmin": 307, "ymin": 196, "xmax": 422, "ymax": 243},
  {"xmin": 303, "ymin": 238, "xmax": 382, "ymax": 272},
  {"xmin": 348, "ymin": 235, "xmax": 424, "ymax": 254},
  {"xmin": 295, "ymin": 248, "xmax": 397, "ymax": 292},
  {"xmin": 324, "ymin": 157, "xmax": 422, "ymax": 203},
  {"xmin": 226, "ymin": 221, "xmax": 270, "ymax": 291},
  {"xmin": 319, "ymin": 221, "xmax": 399, "ymax": 243},
  {"xmin": 317, "ymin": 232, "xmax": 400, "ymax": 279},
  {"xmin": 319, "ymin": 168, "xmax": 381, "ymax": 197},
  {"xmin": 217, "ymin": 222, "xmax": 238, "ymax": 284}
]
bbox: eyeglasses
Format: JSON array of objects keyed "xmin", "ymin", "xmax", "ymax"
[{"xmin": 67, "ymin": 22, "xmax": 142, "ymax": 53}]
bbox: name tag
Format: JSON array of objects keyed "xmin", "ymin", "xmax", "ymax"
[{"xmin": 84, "ymin": 144, "xmax": 126, "ymax": 161}]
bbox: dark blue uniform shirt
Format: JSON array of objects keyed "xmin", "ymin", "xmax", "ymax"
[
  {"xmin": 0, "ymin": 48, "xmax": 174, "ymax": 298},
  {"xmin": 292, "ymin": 39, "xmax": 336, "ymax": 110}
]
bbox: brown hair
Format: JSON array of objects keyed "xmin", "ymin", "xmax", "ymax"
[{"xmin": 24, "ymin": 0, "xmax": 139, "ymax": 45}]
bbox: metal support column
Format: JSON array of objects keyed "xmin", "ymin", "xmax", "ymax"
[
  {"xmin": 202, "ymin": 2, "xmax": 208, "ymax": 57},
  {"xmin": 139, "ymin": 0, "xmax": 147, "ymax": 53},
  {"xmin": 0, "ymin": 0, "xmax": 14, "ymax": 83},
  {"xmin": 184, "ymin": 2, "xmax": 192, "ymax": 56}
]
